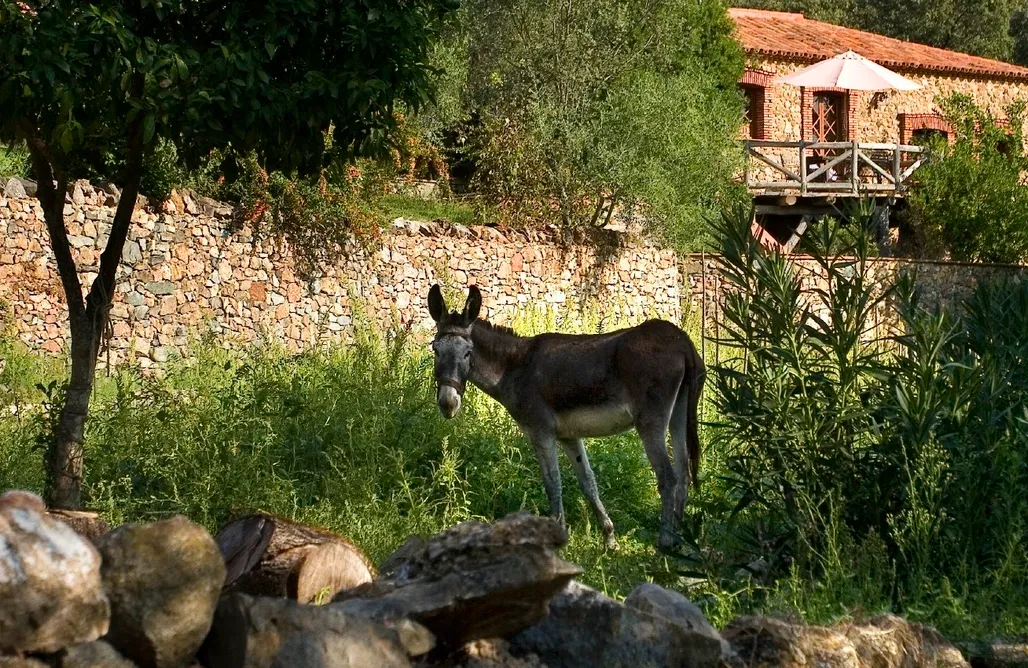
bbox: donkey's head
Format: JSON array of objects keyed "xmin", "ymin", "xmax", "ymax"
[{"xmin": 427, "ymin": 284, "xmax": 482, "ymax": 419}]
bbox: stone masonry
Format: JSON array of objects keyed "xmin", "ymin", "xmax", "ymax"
[
  {"xmin": 0, "ymin": 188, "xmax": 680, "ymax": 368},
  {"xmin": 1, "ymin": 186, "xmax": 1025, "ymax": 368}
]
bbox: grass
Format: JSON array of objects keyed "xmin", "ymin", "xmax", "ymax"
[
  {"xmin": 377, "ymin": 193, "xmax": 478, "ymax": 227},
  {"xmin": 2, "ymin": 293, "xmax": 1027, "ymax": 641}
]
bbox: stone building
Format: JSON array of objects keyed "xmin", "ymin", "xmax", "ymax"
[{"xmin": 728, "ymin": 8, "xmax": 1028, "ymax": 250}]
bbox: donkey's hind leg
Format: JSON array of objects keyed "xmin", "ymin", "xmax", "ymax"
[
  {"xmin": 669, "ymin": 381, "xmax": 691, "ymax": 522},
  {"xmin": 560, "ymin": 438, "xmax": 618, "ymax": 551},
  {"xmin": 636, "ymin": 414, "xmax": 678, "ymax": 550}
]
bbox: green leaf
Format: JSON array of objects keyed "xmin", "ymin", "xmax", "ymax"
[{"xmin": 143, "ymin": 114, "xmax": 156, "ymax": 144}]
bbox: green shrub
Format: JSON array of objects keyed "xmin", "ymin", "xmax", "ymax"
[
  {"xmin": 905, "ymin": 95, "xmax": 1028, "ymax": 263},
  {"xmin": 704, "ymin": 205, "xmax": 1028, "ymax": 637}
]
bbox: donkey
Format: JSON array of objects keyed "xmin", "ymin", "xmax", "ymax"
[{"xmin": 427, "ymin": 284, "xmax": 705, "ymax": 550}]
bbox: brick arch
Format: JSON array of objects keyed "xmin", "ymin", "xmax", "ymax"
[{"xmin": 899, "ymin": 113, "xmax": 954, "ymax": 144}]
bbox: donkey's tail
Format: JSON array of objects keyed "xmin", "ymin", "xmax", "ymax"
[{"xmin": 686, "ymin": 363, "xmax": 705, "ymax": 489}]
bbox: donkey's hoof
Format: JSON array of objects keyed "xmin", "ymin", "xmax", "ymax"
[
  {"xmin": 657, "ymin": 531, "xmax": 678, "ymax": 552},
  {"xmin": 604, "ymin": 533, "xmax": 620, "ymax": 552}
]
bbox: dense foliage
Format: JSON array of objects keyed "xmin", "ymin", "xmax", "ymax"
[
  {"xmin": 904, "ymin": 95, "xmax": 1028, "ymax": 264},
  {"xmin": 0, "ymin": 0, "xmax": 457, "ymax": 508},
  {"xmin": 704, "ymin": 206, "xmax": 1028, "ymax": 634},
  {"xmin": 431, "ymin": 0, "xmax": 746, "ymax": 249}
]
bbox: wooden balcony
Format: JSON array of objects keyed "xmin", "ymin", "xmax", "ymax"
[{"xmin": 743, "ymin": 140, "xmax": 925, "ymax": 198}]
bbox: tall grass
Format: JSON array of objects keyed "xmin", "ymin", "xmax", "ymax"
[
  {"xmin": 0, "ymin": 306, "xmax": 683, "ymax": 602},
  {"xmin": 2, "ymin": 237, "xmax": 1027, "ymax": 638}
]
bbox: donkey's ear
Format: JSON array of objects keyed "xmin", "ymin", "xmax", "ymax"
[
  {"xmin": 462, "ymin": 285, "xmax": 482, "ymax": 323},
  {"xmin": 428, "ymin": 284, "xmax": 446, "ymax": 322}
]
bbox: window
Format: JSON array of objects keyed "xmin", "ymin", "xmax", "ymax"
[
  {"xmin": 740, "ymin": 84, "xmax": 765, "ymax": 139},
  {"xmin": 811, "ymin": 92, "xmax": 845, "ymax": 142},
  {"xmin": 912, "ymin": 128, "xmax": 948, "ymax": 146}
]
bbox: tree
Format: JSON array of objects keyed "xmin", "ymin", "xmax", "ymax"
[
  {"xmin": 450, "ymin": 0, "xmax": 746, "ymax": 249},
  {"xmin": 905, "ymin": 95, "xmax": 1028, "ymax": 263},
  {"xmin": 0, "ymin": 0, "xmax": 456, "ymax": 509}
]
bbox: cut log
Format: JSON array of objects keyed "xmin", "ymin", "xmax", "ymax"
[
  {"xmin": 215, "ymin": 512, "xmax": 374, "ymax": 604},
  {"xmin": 46, "ymin": 509, "xmax": 110, "ymax": 542}
]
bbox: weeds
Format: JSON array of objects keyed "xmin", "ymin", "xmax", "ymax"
[{"xmin": 1, "ymin": 234, "xmax": 1027, "ymax": 638}]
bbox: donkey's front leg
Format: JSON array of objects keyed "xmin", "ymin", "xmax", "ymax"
[{"xmin": 526, "ymin": 429, "xmax": 565, "ymax": 531}]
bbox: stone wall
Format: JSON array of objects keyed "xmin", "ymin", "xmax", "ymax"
[
  {"xmin": 2, "ymin": 190, "xmax": 1025, "ymax": 367},
  {"xmin": 0, "ymin": 191, "xmax": 680, "ymax": 368}
]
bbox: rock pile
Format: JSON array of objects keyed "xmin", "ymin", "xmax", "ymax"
[{"xmin": 0, "ymin": 489, "xmax": 975, "ymax": 668}]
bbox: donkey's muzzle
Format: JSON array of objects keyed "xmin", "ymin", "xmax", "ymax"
[{"xmin": 437, "ymin": 385, "xmax": 462, "ymax": 419}]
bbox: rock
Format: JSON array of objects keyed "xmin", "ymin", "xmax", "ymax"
[
  {"xmin": 68, "ymin": 235, "xmax": 93, "ymax": 248},
  {"xmin": 960, "ymin": 638, "xmax": 1028, "ymax": 667},
  {"xmin": 63, "ymin": 640, "xmax": 137, "ymax": 668},
  {"xmin": 509, "ymin": 581, "xmax": 724, "ymax": 668},
  {"xmin": 4, "ymin": 177, "xmax": 26, "ymax": 198},
  {"xmin": 624, "ymin": 582, "xmax": 728, "ymax": 660},
  {"xmin": 720, "ymin": 614, "xmax": 969, "ymax": 668},
  {"xmin": 334, "ymin": 513, "xmax": 581, "ymax": 649},
  {"xmin": 0, "ymin": 490, "xmax": 110, "ymax": 653},
  {"xmin": 269, "ymin": 629, "xmax": 411, "ymax": 668},
  {"xmin": 442, "ymin": 639, "xmax": 547, "ymax": 668},
  {"xmin": 95, "ymin": 515, "xmax": 226, "ymax": 668},
  {"xmin": 123, "ymin": 241, "xmax": 143, "ymax": 264},
  {"xmin": 144, "ymin": 281, "xmax": 176, "ymax": 296},
  {"xmin": 840, "ymin": 615, "xmax": 969, "ymax": 668},
  {"xmin": 721, "ymin": 616, "xmax": 856, "ymax": 668},
  {"xmin": 0, "ymin": 659, "xmax": 47, "ymax": 667},
  {"xmin": 199, "ymin": 593, "xmax": 433, "ymax": 668},
  {"xmin": 100, "ymin": 182, "xmax": 120, "ymax": 197},
  {"xmin": 126, "ymin": 291, "xmax": 147, "ymax": 307}
]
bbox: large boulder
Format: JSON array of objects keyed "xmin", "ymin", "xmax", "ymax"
[
  {"xmin": 95, "ymin": 515, "xmax": 226, "ymax": 668},
  {"xmin": 721, "ymin": 614, "xmax": 970, "ymax": 668},
  {"xmin": 199, "ymin": 593, "xmax": 433, "ymax": 668},
  {"xmin": 333, "ymin": 513, "xmax": 582, "ymax": 649},
  {"xmin": 509, "ymin": 581, "xmax": 725, "ymax": 668},
  {"xmin": 0, "ymin": 490, "xmax": 110, "ymax": 653}
]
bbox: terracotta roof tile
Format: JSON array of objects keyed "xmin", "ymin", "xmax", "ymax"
[{"xmin": 729, "ymin": 8, "xmax": 1028, "ymax": 81}]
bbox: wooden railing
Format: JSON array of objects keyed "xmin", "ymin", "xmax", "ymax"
[{"xmin": 743, "ymin": 140, "xmax": 925, "ymax": 196}]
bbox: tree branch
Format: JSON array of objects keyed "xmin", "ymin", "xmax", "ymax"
[
  {"xmin": 93, "ymin": 118, "xmax": 145, "ymax": 300},
  {"xmin": 17, "ymin": 120, "xmax": 85, "ymax": 322}
]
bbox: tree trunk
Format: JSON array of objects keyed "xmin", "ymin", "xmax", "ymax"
[
  {"xmin": 46, "ymin": 322, "xmax": 98, "ymax": 509},
  {"xmin": 215, "ymin": 512, "xmax": 375, "ymax": 604},
  {"xmin": 20, "ymin": 119, "xmax": 145, "ymax": 510}
]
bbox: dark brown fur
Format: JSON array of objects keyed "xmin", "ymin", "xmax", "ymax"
[{"xmin": 428, "ymin": 285, "xmax": 705, "ymax": 549}]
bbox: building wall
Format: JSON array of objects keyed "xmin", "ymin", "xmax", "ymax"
[
  {"xmin": 750, "ymin": 56, "xmax": 1028, "ymax": 143},
  {"xmin": 743, "ymin": 57, "xmax": 1028, "ymax": 186}
]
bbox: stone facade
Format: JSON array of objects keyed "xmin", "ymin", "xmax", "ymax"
[
  {"xmin": 742, "ymin": 57, "xmax": 1028, "ymax": 183},
  {"xmin": 0, "ymin": 191, "xmax": 680, "ymax": 368}
]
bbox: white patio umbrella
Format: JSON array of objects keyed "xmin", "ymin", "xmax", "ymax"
[{"xmin": 776, "ymin": 50, "xmax": 921, "ymax": 91}]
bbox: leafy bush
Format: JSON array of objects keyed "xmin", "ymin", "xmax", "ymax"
[
  {"xmin": 704, "ymin": 206, "xmax": 1028, "ymax": 636},
  {"xmin": 0, "ymin": 143, "xmax": 30, "ymax": 178},
  {"xmin": 429, "ymin": 0, "xmax": 746, "ymax": 247},
  {"xmin": 139, "ymin": 137, "xmax": 185, "ymax": 203},
  {"xmin": 905, "ymin": 95, "xmax": 1028, "ymax": 263}
]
